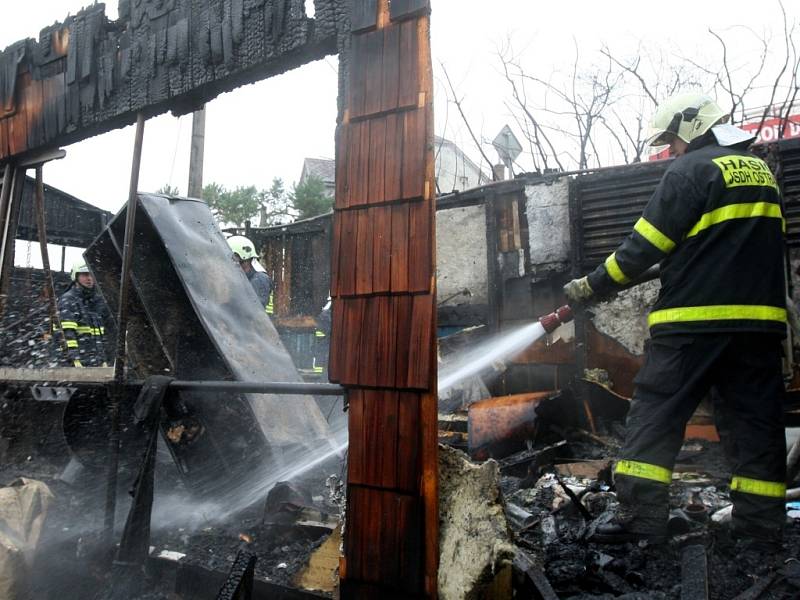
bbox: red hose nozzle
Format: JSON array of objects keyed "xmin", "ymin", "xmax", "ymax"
[{"xmin": 538, "ymin": 305, "xmax": 574, "ymax": 334}]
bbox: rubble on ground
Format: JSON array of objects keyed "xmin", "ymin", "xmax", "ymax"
[
  {"xmin": 438, "ymin": 444, "xmax": 516, "ymax": 599},
  {"xmin": 460, "ymin": 419, "xmax": 800, "ymax": 600}
]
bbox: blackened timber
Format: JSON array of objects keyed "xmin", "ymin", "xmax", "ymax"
[
  {"xmin": 513, "ymin": 550, "xmax": 558, "ymax": 600},
  {"xmin": 680, "ymin": 545, "xmax": 709, "ymax": 600},
  {"xmin": 0, "ymin": 167, "xmax": 25, "ymax": 318},
  {"xmin": 104, "ymin": 113, "xmax": 146, "ymax": 547},
  {"xmin": 0, "ymin": 1, "xmax": 345, "ymax": 162},
  {"xmin": 33, "ymin": 167, "xmax": 62, "ymax": 351}
]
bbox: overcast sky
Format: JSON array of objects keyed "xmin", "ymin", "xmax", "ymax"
[{"xmin": 3, "ymin": 0, "xmax": 797, "ymax": 268}]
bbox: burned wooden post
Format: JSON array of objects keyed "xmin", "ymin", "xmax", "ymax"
[
  {"xmin": 330, "ymin": 0, "xmax": 438, "ymax": 596},
  {"xmin": 104, "ymin": 113, "xmax": 146, "ymax": 546},
  {"xmin": 0, "ymin": 166, "xmax": 24, "ymax": 318},
  {"xmin": 33, "ymin": 166, "xmax": 64, "ymax": 352},
  {"xmin": 215, "ymin": 549, "xmax": 258, "ymax": 600}
]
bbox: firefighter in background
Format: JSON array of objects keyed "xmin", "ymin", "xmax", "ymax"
[
  {"xmin": 57, "ymin": 260, "xmax": 110, "ymax": 367},
  {"xmin": 313, "ymin": 296, "xmax": 332, "ymax": 374},
  {"xmin": 227, "ymin": 235, "xmax": 274, "ymax": 314},
  {"xmin": 564, "ymin": 93, "xmax": 788, "ymax": 551}
]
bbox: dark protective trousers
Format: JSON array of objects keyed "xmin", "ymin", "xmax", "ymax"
[{"xmin": 615, "ymin": 333, "xmax": 787, "ymax": 541}]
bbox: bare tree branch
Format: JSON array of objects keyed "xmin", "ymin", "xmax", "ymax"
[{"xmin": 440, "ymin": 62, "xmax": 498, "ymax": 180}]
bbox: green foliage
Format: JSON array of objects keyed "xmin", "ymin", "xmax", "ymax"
[
  {"xmin": 156, "ymin": 183, "xmax": 181, "ymax": 196},
  {"xmin": 202, "ymin": 182, "xmax": 261, "ymax": 227},
  {"xmin": 258, "ymin": 177, "xmax": 294, "ymax": 226},
  {"xmin": 290, "ymin": 174, "xmax": 332, "ymax": 220},
  {"xmin": 200, "ymin": 174, "xmax": 330, "ymax": 227}
]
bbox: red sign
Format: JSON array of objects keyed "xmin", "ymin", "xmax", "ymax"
[
  {"xmin": 740, "ymin": 115, "xmax": 800, "ymax": 144},
  {"xmin": 648, "ymin": 114, "xmax": 800, "ymax": 161}
]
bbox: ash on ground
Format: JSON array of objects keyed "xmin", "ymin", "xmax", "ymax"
[
  {"xmin": 498, "ymin": 432, "xmax": 800, "ymax": 599},
  {"xmin": 0, "ymin": 408, "xmax": 344, "ymax": 600}
]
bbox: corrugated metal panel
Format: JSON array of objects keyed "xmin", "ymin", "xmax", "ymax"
[
  {"xmin": 573, "ymin": 139, "xmax": 800, "ymax": 262},
  {"xmin": 14, "ymin": 176, "xmax": 111, "ymax": 247},
  {"xmin": 572, "ymin": 161, "xmax": 670, "ymax": 269},
  {"xmin": 777, "ymin": 138, "xmax": 800, "ymax": 245}
]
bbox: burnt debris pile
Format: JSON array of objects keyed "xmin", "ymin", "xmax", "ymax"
[
  {"xmin": 0, "ymin": 422, "xmax": 345, "ymax": 600},
  {"xmin": 437, "ymin": 390, "xmax": 800, "ymax": 599}
]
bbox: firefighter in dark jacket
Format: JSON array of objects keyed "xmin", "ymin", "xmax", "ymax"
[
  {"xmin": 564, "ymin": 93, "xmax": 787, "ymax": 550},
  {"xmin": 57, "ymin": 260, "xmax": 110, "ymax": 367},
  {"xmin": 228, "ymin": 235, "xmax": 274, "ymax": 314}
]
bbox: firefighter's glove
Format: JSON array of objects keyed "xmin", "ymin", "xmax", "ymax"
[
  {"xmin": 563, "ymin": 276, "xmax": 594, "ymax": 304},
  {"xmin": 73, "ymin": 359, "xmax": 84, "ymax": 368}
]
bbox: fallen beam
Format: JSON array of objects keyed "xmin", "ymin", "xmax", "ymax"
[
  {"xmin": 731, "ymin": 573, "xmax": 779, "ymax": 600},
  {"xmin": 147, "ymin": 556, "xmax": 326, "ymax": 600},
  {"xmin": 498, "ymin": 440, "xmax": 567, "ymax": 470},
  {"xmin": 216, "ymin": 549, "xmax": 257, "ymax": 600},
  {"xmin": 680, "ymin": 544, "xmax": 709, "ymax": 600},
  {"xmin": 513, "ymin": 550, "xmax": 558, "ymax": 600}
]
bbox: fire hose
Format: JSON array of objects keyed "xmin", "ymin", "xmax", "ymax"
[{"xmin": 537, "ymin": 265, "xmax": 661, "ymax": 335}]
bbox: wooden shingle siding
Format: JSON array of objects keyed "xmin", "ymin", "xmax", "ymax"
[{"xmin": 335, "ymin": 1, "xmax": 436, "ymax": 596}]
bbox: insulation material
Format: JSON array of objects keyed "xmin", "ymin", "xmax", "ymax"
[
  {"xmin": 0, "ymin": 478, "xmax": 54, "ymax": 600},
  {"xmin": 438, "ymin": 445, "xmax": 515, "ymax": 600},
  {"xmin": 589, "ymin": 280, "xmax": 660, "ymax": 355}
]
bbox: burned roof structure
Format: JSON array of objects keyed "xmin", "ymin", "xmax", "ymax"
[{"xmin": 16, "ymin": 175, "xmax": 112, "ymax": 247}]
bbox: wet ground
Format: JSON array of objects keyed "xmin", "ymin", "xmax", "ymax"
[{"xmin": 0, "ymin": 414, "xmax": 342, "ymax": 600}]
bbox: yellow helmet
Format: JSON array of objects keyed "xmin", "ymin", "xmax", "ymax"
[
  {"xmin": 70, "ymin": 260, "xmax": 91, "ymax": 281},
  {"xmin": 646, "ymin": 93, "xmax": 727, "ymax": 147},
  {"xmin": 227, "ymin": 235, "xmax": 259, "ymax": 261}
]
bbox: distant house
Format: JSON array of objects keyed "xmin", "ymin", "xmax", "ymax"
[
  {"xmin": 299, "ymin": 157, "xmax": 336, "ymax": 198},
  {"xmin": 300, "ymin": 138, "xmax": 489, "ymax": 201},
  {"xmin": 434, "ymin": 136, "xmax": 490, "ymax": 194}
]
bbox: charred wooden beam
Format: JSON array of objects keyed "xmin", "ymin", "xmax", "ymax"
[
  {"xmin": 216, "ymin": 549, "xmax": 257, "ymax": 600},
  {"xmin": 513, "ymin": 550, "xmax": 558, "ymax": 600},
  {"xmin": 680, "ymin": 544, "xmax": 709, "ymax": 600},
  {"xmin": 0, "ymin": 1, "xmax": 346, "ymax": 162}
]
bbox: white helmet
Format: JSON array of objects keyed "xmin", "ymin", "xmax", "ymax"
[
  {"xmin": 646, "ymin": 93, "xmax": 727, "ymax": 147},
  {"xmin": 70, "ymin": 260, "xmax": 91, "ymax": 281},
  {"xmin": 227, "ymin": 235, "xmax": 258, "ymax": 261}
]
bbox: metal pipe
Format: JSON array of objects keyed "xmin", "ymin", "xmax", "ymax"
[
  {"xmin": 104, "ymin": 113, "xmax": 146, "ymax": 547},
  {"xmin": 34, "ymin": 167, "xmax": 64, "ymax": 353},
  {"xmin": 168, "ymin": 380, "xmax": 345, "ymax": 395}
]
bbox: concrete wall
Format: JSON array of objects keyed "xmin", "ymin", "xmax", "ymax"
[
  {"xmin": 437, "ymin": 205, "xmax": 488, "ymax": 306},
  {"xmin": 525, "ymin": 178, "xmax": 571, "ymax": 281}
]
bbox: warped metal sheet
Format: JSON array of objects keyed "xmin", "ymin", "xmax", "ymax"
[{"xmin": 86, "ymin": 194, "xmax": 331, "ymax": 495}]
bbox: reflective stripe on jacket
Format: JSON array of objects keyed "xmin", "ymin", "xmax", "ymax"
[
  {"xmin": 587, "ymin": 134, "xmax": 786, "ymax": 337},
  {"xmin": 56, "ymin": 285, "xmax": 110, "ymax": 365}
]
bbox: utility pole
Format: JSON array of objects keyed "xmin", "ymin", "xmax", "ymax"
[{"xmin": 187, "ymin": 106, "xmax": 206, "ymax": 198}]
